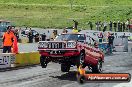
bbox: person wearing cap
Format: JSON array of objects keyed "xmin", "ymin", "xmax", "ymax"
[{"xmin": 2, "ymin": 26, "xmax": 15, "ymax": 53}]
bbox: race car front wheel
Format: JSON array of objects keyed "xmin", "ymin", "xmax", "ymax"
[{"xmin": 40, "ymin": 56, "xmax": 47, "ymax": 68}]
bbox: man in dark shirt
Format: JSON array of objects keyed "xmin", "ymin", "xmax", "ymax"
[
  {"xmin": 122, "ymin": 22, "xmax": 125, "ymax": 32},
  {"xmin": 109, "ymin": 21, "xmax": 112, "ymax": 31},
  {"xmin": 28, "ymin": 31, "xmax": 33, "ymax": 43},
  {"xmin": 113, "ymin": 21, "xmax": 117, "ymax": 32},
  {"xmin": 42, "ymin": 33, "xmax": 46, "ymax": 41},
  {"xmin": 108, "ymin": 33, "xmax": 115, "ymax": 54}
]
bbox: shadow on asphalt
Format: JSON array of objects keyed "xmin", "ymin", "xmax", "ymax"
[
  {"xmin": 49, "ymin": 71, "xmax": 77, "ymax": 81},
  {"xmin": 49, "ymin": 70, "xmax": 93, "ymax": 81},
  {"xmin": 0, "ymin": 64, "xmax": 40, "ymax": 72}
]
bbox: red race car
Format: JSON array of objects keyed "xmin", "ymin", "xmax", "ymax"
[{"xmin": 38, "ymin": 33, "xmax": 104, "ymax": 73}]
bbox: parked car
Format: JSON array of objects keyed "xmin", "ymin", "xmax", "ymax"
[
  {"xmin": 0, "ymin": 26, "xmax": 7, "ymax": 37},
  {"xmin": 0, "ymin": 26, "xmax": 7, "ymax": 48},
  {"xmin": 0, "ymin": 20, "xmax": 15, "ymax": 37},
  {"xmin": 31, "ymin": 30, "xmax": 39, "ymax": 36},
  {"xmin": 38, "ymin": 33, "xmax": 104, "ymax": 73},
  {"xmin": 0, "ymin": 20, "xmax": 12, "ymax": 27}
]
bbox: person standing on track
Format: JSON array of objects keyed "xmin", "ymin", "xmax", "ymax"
[
  {"xmin": 2, "ymin": 26, "xmax": 15, "ymax": 53},
  {"xmin": 108, "ymin": 33, "xmax": 115, "ymax": 54}
]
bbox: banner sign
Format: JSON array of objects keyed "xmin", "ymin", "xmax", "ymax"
[{"xmin": 0, "ymin": 53, "xmax": 15, "ymax": 68}]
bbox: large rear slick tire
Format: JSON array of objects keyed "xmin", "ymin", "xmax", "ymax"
[
  {"xmin": 61, "ymin": 63, "xmax": 70, "ymax": 72},
  {"xmin": 40, "ymin": 56, "xmax": 48, "ymax": 68},
  {"xmin": 92, "ymin": 60, "xmax": 102, "ymax": 73}
]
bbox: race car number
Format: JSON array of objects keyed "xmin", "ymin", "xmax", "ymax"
[{"xmin": 50, "ymin": 51, "xmax": 57, "ymax": 54}]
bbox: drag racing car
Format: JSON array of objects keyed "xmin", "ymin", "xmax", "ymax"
[{"xmin": 38, "ymin": 33, "xmax": 104, "ymax": 73}]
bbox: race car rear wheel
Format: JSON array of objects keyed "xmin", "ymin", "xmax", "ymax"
[
  {"xmin": 92, "ymin": 60, "xmax": 102, "ymax": 73},
  {"xmin": 40, "ymin": 56, "xmax": 47, "ymax": 68},
  {"xmin": 61, "ymin": 63, "xmax": 70, "ymax": 72}
]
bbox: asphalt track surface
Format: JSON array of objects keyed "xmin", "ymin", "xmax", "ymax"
[{"xmin": 0, "ymin": 52, "xmax": 131, "ymax": 87}]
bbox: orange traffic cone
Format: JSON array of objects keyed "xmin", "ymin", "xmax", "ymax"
[{"xmin": 12, "ymin": 36, "xmax": 18, "ymax": 54}]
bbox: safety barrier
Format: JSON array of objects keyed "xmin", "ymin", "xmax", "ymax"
[
  {"xmin": 0, "ymin": 52, "xmax": 40, "ymax": 68},
  {"xmin": 15, "ymin": 52, "xmax": 40, "ymax": 67}
]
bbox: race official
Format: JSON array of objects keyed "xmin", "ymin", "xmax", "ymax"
[{"xmin": 2, "ymin": 26, "xmax": 15, "ymax": 53}]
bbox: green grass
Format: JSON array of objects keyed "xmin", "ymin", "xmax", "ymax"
[{"xmin": 0, "ymin": 0, "xmax": 131, "ymax": 29}]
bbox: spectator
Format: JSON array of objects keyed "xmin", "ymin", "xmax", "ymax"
[
  {"xmin": 120, "ymin": 22, "xmax": 123, "ymax": 32},
  {"xmin": 28, "ymin": 31, "xmax": 33, "ymax": 43},
  {"xmin": 62, "ymin": 28, "xmax": 68, "ymax": 33},
  {"xmin": 14, "ymin": 29, "xmax": 19, "ymax": 41},
  {"xmin": 125, "ymin": 19, "xmax": 130, "ymax": 32},
  {"xmin": 88, "ymin": 21, "xmax": 93, "ymax": 30},
  {"xmin": 115, "ymin": 33, "xmax": 118, "ymax": 38},
  {"xmin": 95, "ymin": 21, "xmax": 99, "ymax": 31},
  {"xmin": 113, "ymin": 21, "xmax": 117, "ymax": 32},
  {"xmin": 2, "ymin": 26, "xmax": 15, "ymax": 53},
  {"xmin": 29, "ymin": 27, "xmax": 32, "ymax": 31},
  {"xmin": 108, "ymin": 33, "xmax": 115, "ymax": 54},
  {"xmin": 122, "ymin": 33, "xmax": 126, "ymax": 38},
  {"xmin": 98, "ymin": 21, "xmax": 102, "ymax": 31},
  {"xmin": 122, "ymin": 22, "xmax": 125, "ymax": 32},
  {"xmin": 50, "ymin": 30, "xmax": 57, "ymax": 40},
  {"xmin": 42, "ymin": 33, "xmax": 46, "ymax": 41},
  {"xmin": 103, "ymin": 21, "xmax": 107, "ymax": 32},
  {"xmin": 34, "ymin": 34, "xmax": 40, "ymax": 42},
  {"xmin": 98, "ymin": 32, "xmax": 103, "ymax": 43},
  {"xmin": 109, "ymin": 21, "xmax": 112, "ymax": 31},
  {"xmin": 117, "ymin": 21, "xmax": 121, "ymax": 32},
  {"xmin": 25, "ymin": 27, "xmax": 29, "ymax": 35},
  {"xmin": 46, "ymin": 30, "xmax": 50, "ymax": 41},
  {"xmin": 73, "ymin": 20, "xmax": 78, "ymax": 29},
  {"xmin": 53, "ymin": 30, "xmax": 58, "ymax": 37}
]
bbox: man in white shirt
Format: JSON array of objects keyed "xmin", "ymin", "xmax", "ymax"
[{"xmin": 46, "ymin": 30, "xmax": 50, "ymax": 41}]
